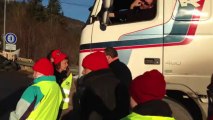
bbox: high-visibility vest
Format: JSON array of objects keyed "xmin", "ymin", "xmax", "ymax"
[
  {"xmin": 27, "ymin": 76, "xmax": 62, "ymax": 120},
  {"xmin": 61, "ymin": 73, "xmax": 73, "ymax": 109},
  {"xmin": 121, "ymin": 112, "xmax": 175, "ymax": 120}
]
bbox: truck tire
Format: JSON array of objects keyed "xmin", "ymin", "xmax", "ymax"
[{"xmin": 163, "ymin": 97, "xmax": 193, "ymax": 120}]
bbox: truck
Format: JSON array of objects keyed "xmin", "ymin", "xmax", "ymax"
[{"xmin": 79, "ymin": 0, "xmax": 213, "ymax": 119}]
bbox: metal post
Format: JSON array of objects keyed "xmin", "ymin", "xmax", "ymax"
[{"xmin": 3, "ymin": 0, "xmax": 7, "ymax": 51}]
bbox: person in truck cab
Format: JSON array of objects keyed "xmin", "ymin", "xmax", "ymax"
[{"xmin": 109, "ymin": 0, "xmax": 157, "ymax": 23}]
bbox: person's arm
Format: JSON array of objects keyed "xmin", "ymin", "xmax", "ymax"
[
  {"xmin": 10, "ymin": 86, "xmax": 42, "ymax": 120},
  {"xmin": 113, "ymin": 83, "xmax": 130, "ymax": 119},
  {"xmin": 108, "ymin": 13, "xmax": 115, "ymax": 17},
  {"xmin": 83, "ymin": 87, "xmax": 113, "ymax": 119},
  {"xmin": 130, "ymin": 0, "xmax": 142, "ymax": 9},
  {"xmin": 109, "ymin": 0, "xmax": 140, "ymax": 19}
]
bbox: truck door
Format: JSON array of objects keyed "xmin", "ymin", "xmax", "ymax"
[
  {"xmin": 163, "ymin": 0, "xmax": 212, "ymax": 95},
  {"xmin": 88, "ymin": 0, "xmax": 164, "ymax": 77}
]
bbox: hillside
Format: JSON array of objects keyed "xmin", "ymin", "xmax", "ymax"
[{"xmin": 0, "ymin": 1, "xmax": 84, "ymax": 65}]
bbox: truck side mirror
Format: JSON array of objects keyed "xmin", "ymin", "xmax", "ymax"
[
  {"xmin": 100, "ymin": 11, "xmax": 108, "ymax": 31},
  {"xmin": 89, "ymin": 6, "xmax": 93, "ymax": 11},
  {"xmin": 100, "ymin": 0, "xmax": 112, "ymax": 30}
]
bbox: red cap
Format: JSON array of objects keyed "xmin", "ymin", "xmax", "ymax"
[
  {"xmin": 33, "ymin": 58, "xmax": 54, "ymax": 76},
  {"xmin": 51, "ymin": 49, "xmax": 67, "ymax": 64},
  {"xmin": 130, "ymin": 69, "xmax": 166, "ymax": 104},
  {"xmin": 82, "ymin": 52, "xmax": 109, "ymax": 71}
]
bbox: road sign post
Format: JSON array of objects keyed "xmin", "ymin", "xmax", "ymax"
[{"xmin": 5, "ymin": 33, "xmax": 17, "ymax": 51}]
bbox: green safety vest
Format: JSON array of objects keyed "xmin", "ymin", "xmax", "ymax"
[
  {"xmin": 61, "ymin": 73, "xmax": 73, "ymax": 109},
  {"xmin": 121, "ymin": 112, "xmax": 175, "ymax": 120}
]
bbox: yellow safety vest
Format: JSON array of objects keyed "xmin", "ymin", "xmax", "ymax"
[
  {"xmin": 121, "ymin": 112, "xmax": 175, "ymax": 120},
  {"xmin": 60, "ymin": 73, "xmax": 73, "ymax": 109}
]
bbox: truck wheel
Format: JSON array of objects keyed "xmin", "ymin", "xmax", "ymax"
[{"xmin": 163, "ymin": 97, "xmax": 193, "ymax": 120}]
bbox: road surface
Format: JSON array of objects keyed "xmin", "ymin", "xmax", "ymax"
[{"xmin": 0, "ymin": 70, "xmax": 33, "ymax": 120}]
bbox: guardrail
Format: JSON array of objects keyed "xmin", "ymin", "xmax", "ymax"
[
  {"xmin": 16, "ymin": 57, "xmax": 79, "ymax": 75},
  {"xmin": 16, "ymin": 57, "xmax": 34, "ymax": 67},
  {"xmin": 15, "ymin": 57, "xmax": 34, "ymax": 72},
  {"xmin": 1, "ymin": 51, "xmax": 78, "ymax": 74}
]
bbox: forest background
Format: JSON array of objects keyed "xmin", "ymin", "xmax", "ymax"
[{"xmin": 0, "ymin": 0, "xmax": 84, "ymax": 65}]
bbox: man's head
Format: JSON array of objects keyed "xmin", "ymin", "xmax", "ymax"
[
  {"xmin": 143, "ymin": 0, "xmax": 154, "ymax": 5},
  {"xmin": 82, "ymin": 51, "xmax": 109, "ymax": 75},
  {"xmin": 104, "ymin": 47, "xmax": 118, "ymax": 64},
  {"xmin": 140, "ymin": 0, "xmax": 155, "ymax": 9},
  {"xmin": 32, "ymin": 58, "xmax": 54, "ymax": 78},
  {"xmin": 51, "ymin": 49, "xmax": 69, "ymax": 72},
  {"xmin": 130, "ymin": 69, "xmax": 166, "ymax": 108}
]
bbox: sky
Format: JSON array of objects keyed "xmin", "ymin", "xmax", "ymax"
[{"xmin": 43, "ymin": 0, "xmax": 94, "ymax": 22}]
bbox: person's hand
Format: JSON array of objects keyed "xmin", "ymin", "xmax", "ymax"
[
  {"xmin": 130, "ymin": 0, "xmax": 142, "ymax": 9},
  {"xmin": 108, "ymin": 12, "xmax": 115, "ymax": 17}
]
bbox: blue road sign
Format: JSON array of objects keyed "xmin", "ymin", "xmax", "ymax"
[{"xmin": 5, "ymin": 33, "xmax": 17, "ymax": 44}]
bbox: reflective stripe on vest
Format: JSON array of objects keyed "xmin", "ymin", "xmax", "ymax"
[
  {"xmin": 120, "ymin": 112, "xmax": 175, "ymax": 120},
  {"xmin": 61, "ymin": 73, "xmax": 73, "ymax": 109}
]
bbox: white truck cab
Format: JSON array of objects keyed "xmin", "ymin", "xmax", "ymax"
[{"xmin": 79, "ymin": 0, "xmax": 213, "ymax": 119}]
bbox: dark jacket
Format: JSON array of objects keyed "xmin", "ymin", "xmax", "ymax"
[
  {"xmin": 132, "ymin": 100, "xmax": 172, "ymax": 117},
  {"xmin": 207, "ymin": 74, "xmax": 213, "ymax": 120},
  {"xmin": 73, "ymin": 69, "xmax": 130, "ymax": 120},
  {"xmin": 54, "ymin": 69, "xmax": 67, "ymax": 85},
  {"xmin": 109, "ymin": 59, "xmax": 132, "ymax": 88},
  {"xmin": 113, "ymin": 5, "xmax": 157, "ymax": 23}
]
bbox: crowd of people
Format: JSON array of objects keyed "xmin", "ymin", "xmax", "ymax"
[
  {"xmin": 6, "ymin": 0, "xmax": 213, "ymax": 119},
  {"xmin": 9, "ymin": 46, "xmax": 178, "ymax": 120}
]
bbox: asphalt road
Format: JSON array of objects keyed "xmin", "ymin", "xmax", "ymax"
[{"xmin": 0, "ymin": 70, "xmax": 33, "ymax": 120}]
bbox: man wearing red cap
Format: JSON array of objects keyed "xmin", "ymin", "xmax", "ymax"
[
  {"xmin": 121, "ymin": 69, "xmax": 175, "ymax": 120},
  {"xmin": 10, "ymin": 58, "xmax": 62, "ymax": 120},
  {"xmin": 70, "ymin": 51, "xmax": 130, "ymax": 120}
]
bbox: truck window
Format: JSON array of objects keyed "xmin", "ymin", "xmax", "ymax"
[{"xmin": 108, "ymin": 0, "xmax": 157, "ymax": 24}]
